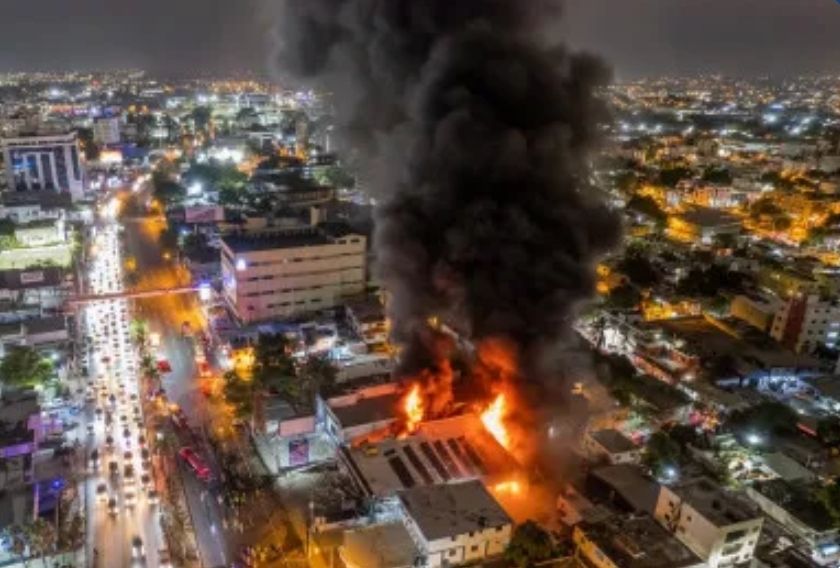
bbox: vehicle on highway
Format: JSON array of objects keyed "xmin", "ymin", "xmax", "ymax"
[
  {"xmin": 147, "ymin": 490, "xmax": 159, "ymax": 505},
  {"xmin": 178, "ymin": 446, "xmax": 211, "ymax": 481},
  {"xmin": 96, "ymin": 483, "xmax": 108, "ymax": 503},
  {"xmin": 108, "ymin": 460, "xmax": 119, "ymax": 478},
  {"xmin": 157, "ymin": 359, "xmax": 172, "ymax": 373},
  {"xmin": 131, "ymin": 536, "xmax": 144, "ymax": 559},
  {"xmin": 107, "ymin": 497, "xmax": 118, "ymax": 516},
  {"xmin": 124, "ymin": 490, "xmax": 136, "ymax": 508}
]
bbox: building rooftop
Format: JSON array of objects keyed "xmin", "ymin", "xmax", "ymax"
[
  {"xmin": 590, "ymin": 429, "xmax": 639, "ymax": 454},
  {"xmin": 760, "ymin": 452, "xmax": 816, "ymax": 483},
  {"xmin": 590, "ymin": 464, "xmax": 661, "ymax": 515},
  {"xmin": 642, "ymin": 315, "xmax": 818, "ymax": 374},
  {"xmin": 398, "ymin": 479, "xmax": 511, "ymax": 542},
  {"xmin": 678, "ymin": 206, "xmax": 740, "ymax": 228},
  {"xmin": 329, "ymin": 391, "xmax": 400, "ymax": 430},
  {"xmin": 340, "ymin": 522, "xmax": 418, "ymax": 568},
  {"xmin": 346, "ymin": 295, "xmax": 386, "ymax": 324},
  {"xmin": 0, "ymin": 267, "xmax": 65, "ymax": 291},
  {"xmin": 343, "ymin": 413, "xmax": 519, "ymax": 498},
  {"xmin": 222, "ymin": 228, "xmax": 331, "ymax": 253},
  {"xmin": 577, "ymin": 513, "xmax": 703, "ymax": 568},
  {"xmin": 750, "ymin": 479, "xmax": 834, "ymax": 533},
  {"xmin": 23, "ymin": 316, "xmax": 67, "ymax": 335},
  {"xmin": 669, "ymin": 477, "xmax": 758, "ymax": 526}
]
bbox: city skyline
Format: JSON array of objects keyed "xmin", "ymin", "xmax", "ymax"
[{"xmin": 0, "ymin": 0, "xmax": 838, "ymax": 78}]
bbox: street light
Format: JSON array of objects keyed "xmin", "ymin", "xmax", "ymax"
[{"xmin": 746, "ymin": 433, "xmax": 763, "ymax": 446}]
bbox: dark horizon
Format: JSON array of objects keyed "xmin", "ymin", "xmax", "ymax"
[{"xmin": 0, "ymin": 0, "xmax": 838, "ymax": 80}]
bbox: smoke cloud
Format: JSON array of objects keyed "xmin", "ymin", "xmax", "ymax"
[{"xmin": 273, "ymin": 0, "xmax": 620, "ymax": 382}]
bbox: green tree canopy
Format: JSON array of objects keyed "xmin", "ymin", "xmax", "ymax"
[
  {"xmin": 504, "ymin": 520, "xmax": 555, "ymax": 568},
  {"xmin": 644, "ymin": 431, "xmax": 681, "ymax": 477},
  {"xmin": 0, "ymin": 346, "xmax": 53, "ymax": 388}
]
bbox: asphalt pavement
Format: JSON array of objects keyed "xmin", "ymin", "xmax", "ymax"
[{"xmin": 123, "ymin": 209, "xmax": 235, "ymax": 568}]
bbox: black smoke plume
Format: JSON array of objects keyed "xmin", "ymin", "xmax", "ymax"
[{"xmin": 273, "ymin": 0, "xmax": 621, "ymax": 382}]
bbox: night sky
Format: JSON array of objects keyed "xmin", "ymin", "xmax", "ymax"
[{"xmin": 0, "ymin": 0, "xmax": 838, "ymax": 78}]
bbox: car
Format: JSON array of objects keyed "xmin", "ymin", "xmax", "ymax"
[
  {"xmin": 137, "ymin": 435, "xmax": 146, "ymax": 447},
  {"xmin": 140, "ymin": 448, "xmax": 151, "ymax": 463},
  {"xmin": 178, "ymin": 447, "xmax": 211, "ymax": 481},
  {"xmin": 123, "ymin": 450, "xmax": 133, "ymax": 462},
  {"xmin": 131, "ymin": 536, "xmax": 144, "ymax": 558},
  {"xmin": 124, "ymin": 464, "xmax": 136, "ymax": 484},
  {"xmin": 90, "ymin": 449, "xmax": 100, "ymax": 470},
  {"xmin": 107, "ymin": 497, "xmax": 118, "ymax": 516},
  {"xmin": 105, "ymin": 436, "xmax": 115, "ymax": 451},
  {"xmin": 147, "ymin": 490, "xmax": 159, "ymax": 505},
  {"xmin": 157, "ymin": 360, "xmax": 172, "ymax": 373},
  {"xmin": 108, "ymin": 460, "xmax": 119, "ymax": 478},
  {"xmin": 96, "ymin": 483, "xmax": 108, "ymax": 503},
  {"xmin": 122, "ymin": 427, "xmax": 131, "ymax": 440},
  {"xmin": 124, "ymin": 490, "xmax": 136, "ymax": 508}
]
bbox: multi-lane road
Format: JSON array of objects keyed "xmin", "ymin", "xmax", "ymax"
[{"xmin": 78, "ymin": 216, "xmax": 167, "ymax": 567}]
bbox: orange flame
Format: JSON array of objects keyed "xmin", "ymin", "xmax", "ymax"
[
  {"xmin": 481, "ymin": 393, "xmax": 510, "ymax": 450},
  {"xmin": 403, "ymin": 384, "xmax": 424, "ymax": 434},
  {"xmin": 494, "ymin": 480, "xmax": 522, "ymax": 495}
]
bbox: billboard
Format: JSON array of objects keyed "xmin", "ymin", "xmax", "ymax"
[
  {"xmin": 185, "ymin": 205, "xmax": 224, "ymax": 224},
  {"xmin": 288, "ymin": 438, "xmax": 309, "ymax": 467}
]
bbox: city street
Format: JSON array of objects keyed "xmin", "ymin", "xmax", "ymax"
[
  {"xmin": 78, "ymin": 216, "xmax": 166, "ymax": 567},
  {"xmin": 124, "ymin": 206, "xmax": 233, "ymax": 568}
]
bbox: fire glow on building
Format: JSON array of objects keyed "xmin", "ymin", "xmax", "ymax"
[{"xmin": 278, "ymin": 0, "xmax": 621, "ymax": 518}]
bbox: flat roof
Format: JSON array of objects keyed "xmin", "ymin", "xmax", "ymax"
[
  {"xmin": 642, "ymin": 316, "xmax": 817, "ymax": 373},
  {"xmin": 578, "ymin": 513, "xmax": 703, "ymax": 568},
  {"xmin": 590, "ymin": 429, "xmax": 638, "ymax": 454},
  {"xmin": 344, "ymin": 413, "xmax": 519, "ymax": 497},
  {"xmin": 329, "ymin": 391, "xmax": 401, "ymax": 430},
  {"xmin": 23, "ymin": 316, "xmax": 67, "ymax": 334},
  {"xmin": 398, "ymin": 479, "xmax": 511, "ymax": 542},
  {"xmin": 751, "ymin": 479, "xmax": 833, "ymax": 532},
  {"xmin": 222, "ymin": 229, "xmax": 331, "ymax": 253},
  {"xmin": 591, "ymin": 464, "xmax": 660, "ymax": 515},
  {"xmin": 678, "ymin": 206, "xmax": 740, "ymax": 228},
  {"xmin": 669, "ymin": 477, "xmax": 758, "ymax": 526}
]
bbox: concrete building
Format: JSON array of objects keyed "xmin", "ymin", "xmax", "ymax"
[
  {"xmin": 573, "ymin": 513, "xmax": 705, "ymax": 568},
  {"xmin": 746, "ymin": 479, "xmax": 839, "ymax": 566},
  {"xmin": 653, "ymin": 478, "xmax": 763, "ymax": 568},
  {"xmin": 0, "ymin": 267, "xmax": 70, "ymax": 315},
  {"xmin": 583, "ymin": 429, "xmax": 642, "ymax": 465},
  {"xmin": 1, "ymin": 132, "xmax": 84, "ymax": 200},
  {"xmin": 771, "ymin": 293, "xmax": 840, "ymax": 353},
  {"xmin": 92, "ymin": 116, "xmax": 120, "ymax": 145},
  {"xmin": 318, "ymin": 383, "xmax": 401, "ymax": 445},
  {"xmin": 220, "ymin": 225, "xmax": 366, "ymax": 324},
  {"xmin": 730, "ymin": 293, "xmax": 782, "ymax": 332},
  {"xmin": 345, "ymin": 295, "xmax": 388, "ymax": 348},
  {"xmin": 397, "ymin": 480, "xmax": 512, "ymax": 568}
]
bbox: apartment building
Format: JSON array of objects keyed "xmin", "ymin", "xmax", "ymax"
[
  {"xmin": 771, "ymin": 293, "xmax": 840, "ymax": 353},
  {"xmin": 654, "ymin": 478, "xmax": 763, "ymax": 568}
]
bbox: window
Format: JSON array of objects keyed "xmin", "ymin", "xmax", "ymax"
[
  {"xmin": 470, "ymin": 545, "xmax": 479, "ymax": 553},
  {"xmin": 725, "ymin": 529, "xmax": 748, "ymax": 542}
]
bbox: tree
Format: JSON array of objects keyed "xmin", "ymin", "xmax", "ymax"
[
  {"xmin": 658, "ymin": 166, "xmax": 693, "ymax": 188},
  {"xmin": 606, "ymin": 283, "xmax": 642, "ymax": 310},
  {"xmin": 191, "ymin": 106, "xmax": 212, "ymax": 133},
  {"xmin": 702, "ymin": 166, "xmax": 733, "ymax": 185},
  {"xmin": 27, "ymin": 518, "xmax": 57, "ymax": 566},
  {"xmin": 626, "ymin": 195, "xmax": 667, "ymax": 226},
  {"xmin": 504, "ymin": 520, "xmax": 555, "ymax": 568},
  {"xmin": 298, "ymin": 355, "xmax": 338, "ymax": 403},
  {"xmin": 223, "ymin": 371, "xmax": 255, "ymax": 419},
  {"xmin": 151, "ymin": 170, "xmax": 186, "ymax": 206},
  {"xmin": 817, "ymin": 416, "xmax": 840, "ymax": 446},
  {"xmin": 0, "ymin": 346, "xmax": 53, "ymax": 388},
  {"xmin": 819, "ymin": 481, "xmax": 840, "ymax": 525},
  {"xmin": 313, "ymin": 164, "xmax": 355, "ymax": 189},
  {"xmin": 644, "ymin": 431, "xmax": 681, "ymax": 476},
  {"xmin": 74, "ymin": 127, "xmax": 100, "ymax": 161},
  {"xmin": 723, "ymin": 401, "xmax": 799, "ymax": 442},
  {"xmin": 617, "ymin": 250, "xmax": 661, "ymax": 288}
]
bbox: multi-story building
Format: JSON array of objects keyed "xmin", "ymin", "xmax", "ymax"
[
  {"xmin": 220, "ymin": 225, "xmax": 366, "ymax": 324},
  {"xmin": 582, "ymin": 429, "xmax": 642, "ymax": 465},
  {"xmin": 574, "ymin": 512, "xmax": 705, "ymax": 568},
  {"xmin": 771, "ymin": 293, "xmax": 840, "ymax": 353},
  {"xmin": 746, "ymin": 479, "xmax": 839, "ymax": 566},
  {"xmin": 397, "ymin": 480, "xmax": 512, "ymax": 568},
  {"xmin": 654, "ymin": 478, "xmax": 763, "ymax": 568},
  {"xmin": 92, "ymin": 116, "xmax": 121, "ymax": 146},
  {"xmin": 1, "ymin": 132, "xmax": 84, "ymax": 200}
]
